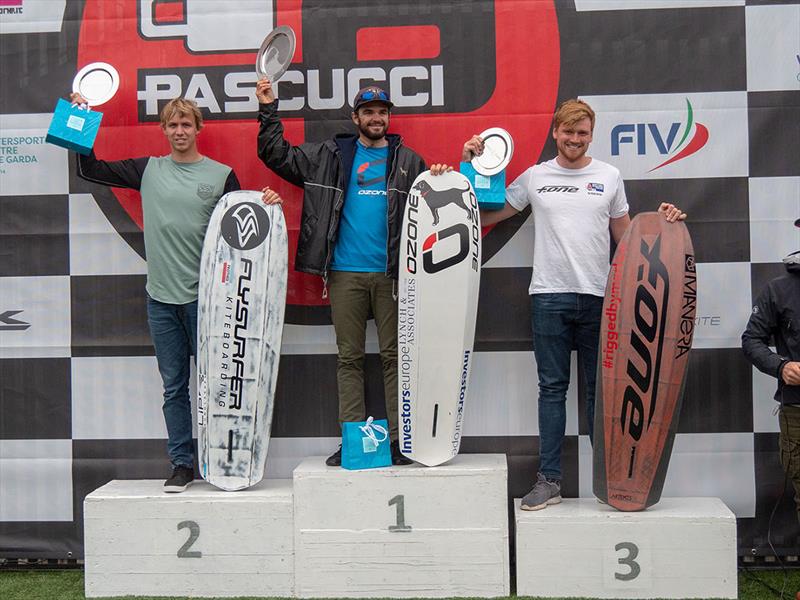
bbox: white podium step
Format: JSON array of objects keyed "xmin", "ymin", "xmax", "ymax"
[
  {"xmin": 293, "ymin": 453, "xmax": 510, "ymax": 598},
  {"xmin": 515, "ymin": 497, "xmax": 737, "ymax": 599},
  {"xmin": 84, "ymin": 479, "xmax": 293, "ymax": 598}
]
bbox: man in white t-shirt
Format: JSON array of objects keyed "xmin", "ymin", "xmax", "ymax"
[{"xmin": 462, "ymin": 99, "xmax": 684, "ymax": 511}]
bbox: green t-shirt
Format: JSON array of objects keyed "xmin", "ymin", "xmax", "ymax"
[{"xmin": 140, "ymin": 156, "xmax": 233, "ymax": 304}]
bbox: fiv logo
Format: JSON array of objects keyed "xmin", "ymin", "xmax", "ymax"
[{"xmin": 611, "ymin": 99, "xmax": 709, "ymax": 172}]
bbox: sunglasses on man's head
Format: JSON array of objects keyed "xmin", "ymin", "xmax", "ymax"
[{"xmin": 359, "ymin": 89, "xmax": 389, "ymax": 102}]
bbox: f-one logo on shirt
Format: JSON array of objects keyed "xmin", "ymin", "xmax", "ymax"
[
  {"xmin": 537, "ymin": 185, "xmax": 579, "ymax": 194},
  {"xmin": 221, "ymin": 202, "xmax": 271, "ymax": 251}
]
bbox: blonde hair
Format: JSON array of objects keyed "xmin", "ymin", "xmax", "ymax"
[
  {"xmin": 553, "ymin": 99, "xmax": 595, "ymax": 131},
  {"xmin": 159, "ymin": 98, "xmax": 203, "ymax": 130}
]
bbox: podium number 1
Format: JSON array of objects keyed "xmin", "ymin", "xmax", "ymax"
[
  {"xmin": 388, "ymin": 495, "xmax": 412, "ymax": 532},
  {"xmin": 614, "ymin": 542, "xmax": 640, "ymax": 581},
  {"xmin": 177, "ymin": 520, "xmax": 202, "ymax": 558}
]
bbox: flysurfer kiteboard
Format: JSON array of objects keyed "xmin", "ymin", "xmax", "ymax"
[{"xmin": 197, "ymin": 190, "xmax": 287, "ymax": 491}]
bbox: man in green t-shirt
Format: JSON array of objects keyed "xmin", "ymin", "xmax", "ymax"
[{"xmin": 72, "ymin": 94, "xmax": 274, "ymax": 491}]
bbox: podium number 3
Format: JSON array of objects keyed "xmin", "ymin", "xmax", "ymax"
[
  {"xmin": 388, "ymin": 495, "xmax": 412, "ymax": 532},
  {"xmin": 614, "ymin": 542, "xmax": 640, "ymax": 581},
  {"xmin": 177, "ymin": 520, "xmax": 202, "ymax": 558}
]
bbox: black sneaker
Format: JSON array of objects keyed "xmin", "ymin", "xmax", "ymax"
[
  {"xmin": 164, "ymin": 466, "xmax": 194, "ymax": 493},
  {"xmin": 325, "ymin": 445, "xmax": 342, "ymax": 467},
  {"xmin": 390, "ymin": 440, "xmax": 413, "ymax": 465}
]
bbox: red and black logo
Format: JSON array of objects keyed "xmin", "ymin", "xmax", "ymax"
[
  {"xmin": 77, "ymin": 0, "xmax": 560, "ymax": 323},
  {"xmin": 422, "ymin": 224, "xmax": 469, "ymax": 274}
]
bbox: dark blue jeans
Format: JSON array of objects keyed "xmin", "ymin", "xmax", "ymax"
[
  {"xmin": 531, "ymin": 293, "xmax": 603, "ymax": 481},
  {"xmin": 146, "ymin": 295, "xmax": 198, "ymax": 470}
]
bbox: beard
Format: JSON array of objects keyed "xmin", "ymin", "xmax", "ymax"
[{"xmin": 358, "ymin": 120, "xmax": 387, "ymax": 141}]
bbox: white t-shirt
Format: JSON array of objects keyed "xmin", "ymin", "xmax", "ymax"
[{"xmin": 506, "ymin": 157, "xmax": 629, "ymax": 296}]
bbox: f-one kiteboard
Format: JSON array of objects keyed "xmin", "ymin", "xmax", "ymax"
[
  {"xmin": 398, "ymin": 171, "xmax": 481, "ymax": 466},
  {"xmin": 197, "ymin": 191, "xmax": 287, "ymax": 491},
  {"xmin": 593, "ymin": 212, "xmax": 696, "ymax": 511}
]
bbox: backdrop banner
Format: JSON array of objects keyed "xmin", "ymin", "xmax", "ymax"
[{"xmin": 1, "ymin": 0, "xmax": 799, "ymax": 559}]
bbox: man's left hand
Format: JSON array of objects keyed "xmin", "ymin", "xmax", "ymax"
[
  {"xmin": 658, "ymin": 202, "xmax": 686, "ymax": 223},
  {"xmin": 429, "ymin": 164, "xmax": 453, "ymax": 176},
  {"xmin": 261, "ymin": 187, "xmax": 283, "ymax": 205}
]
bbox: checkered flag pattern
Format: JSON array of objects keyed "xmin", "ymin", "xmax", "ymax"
[{"xmin": 0, "ymin": 0, "xmax": 798, "ymax": 558}]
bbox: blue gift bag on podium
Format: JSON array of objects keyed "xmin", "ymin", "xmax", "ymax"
[
  {"xmin": 46, "ymin": 98, "xmax": 103, "ymax": 155},
  {"xmin": 341, "ymin": 416, "xmax": 391, "ymax": 470}
]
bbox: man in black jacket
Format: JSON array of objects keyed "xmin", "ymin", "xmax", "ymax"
[
  {"xmin": 742, "ymin": 225, "xmax": 800, "ymax": 523},
  {"xmin": 256, "ymin": 79, "xmax": 449, "ymax": 466}
]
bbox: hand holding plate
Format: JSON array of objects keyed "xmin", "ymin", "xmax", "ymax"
[
  {"xmin": 462, "ymin": 135, "xmax": 484, "ymax": 162},
  {"xmin": 256, "ymin": 78, "xmax": 276, "ymax": 105},
  {"xmin": 69, "ymin": 92, "xmax": 89, "ymax": 108}
]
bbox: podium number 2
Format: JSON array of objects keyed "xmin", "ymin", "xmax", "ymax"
[
  {"xmin": 388, "ymin": 495, "xmax": 412, "ymax": 532},
  {"xmin": 614, "ymin": 542, "xmax": 640, "ymax": 581},
  {"xmin": 177, "ymin": 520, "xmax": 202, "ymax": 558}
]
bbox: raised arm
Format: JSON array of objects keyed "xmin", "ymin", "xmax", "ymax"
[{"xmin": 256, "ymin": 78, "xmax": 323, "ymax": 187}]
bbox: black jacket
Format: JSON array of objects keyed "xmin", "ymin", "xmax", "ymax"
[
  {"xmin": 256, "ymin": 101, "xmax": 426, "ymax": 279},
  {"xmin": 742, "ymin": 255, "xmax": 800, "ymax": 405}
]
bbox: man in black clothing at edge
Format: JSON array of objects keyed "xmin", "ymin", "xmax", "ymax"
[
  {"xmin": 256, "ymin": 78, "xmax": 451, "ymax": 466},
  {"xmin": 742, "ymin": 219, "xmax": 800, "ymax": 524}
]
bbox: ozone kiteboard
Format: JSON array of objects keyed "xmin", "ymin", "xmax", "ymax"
[
  {"xmin": 197, "ymin": 191, "xmax": 288, "ymax": 491},
  {"xmin": 398, "ymin": 170, "xmax": 481, "ymax": 466},
  {"xmin": 593, "ymin": 212, "xmax": 696, "ymax": 511}
]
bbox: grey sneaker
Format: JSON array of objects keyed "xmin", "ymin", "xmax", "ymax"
[{"xmin": 520, "ymin": 473, "xmax": 561, "ymax": 511}]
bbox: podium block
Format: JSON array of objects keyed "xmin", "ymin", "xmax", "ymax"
[
  {"xmin": 515, "ymin": 497, "xmax": 737, "ymax": 599},
  {"xmin": 84, "ymin": 479, "xmax": 293, "ymax": 598},
  {"xmin": 293, "ymin": 454, "xmax": 509, "ymax": 598}
]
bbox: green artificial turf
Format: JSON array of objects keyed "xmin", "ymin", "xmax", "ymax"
[{"xmin": 0, "ymin": 567, "xmax": 797, "ymax": 600}]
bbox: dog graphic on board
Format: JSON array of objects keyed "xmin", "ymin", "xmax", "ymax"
[{"xmin": 413, "ymin": 180, "xmax": 473, "ymax": 226}]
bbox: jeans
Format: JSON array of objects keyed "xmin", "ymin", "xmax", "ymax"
[
  {"xmin": 531, "ymin": 292, "xmax": 603, "ymax": 481},
  {"xmin": 146, "ymin": 295, "xmax": 198, "ymax": 469},
  {"xmin": 328, "ymin": 271, "xmax": 399, "ymax": 439}
]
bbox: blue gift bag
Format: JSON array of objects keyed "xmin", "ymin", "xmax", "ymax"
[
  {"xmin": 460, "ymin": 162, "xmax": 506, "ymax": 211},
  {"xmin": 46, "ymin": 98, "xmax": 103, "ymax": 155},
  {"xmin": 341, "ymin": 416, "xmax": 391, "ymax": 470}
]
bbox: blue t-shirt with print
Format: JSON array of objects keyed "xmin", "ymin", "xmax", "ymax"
[{"xmin": 331, "ymin": 141, "xmax": 389, "ymax": 272}]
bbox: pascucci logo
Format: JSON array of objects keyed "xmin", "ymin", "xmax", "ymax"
[
  {"xmin": 611, "ymin": 98, "xmax": 709, "ymax": 171},
  {"xmin": 77, "ymin": 0, "xmax": 560, "ymax": 318}
]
